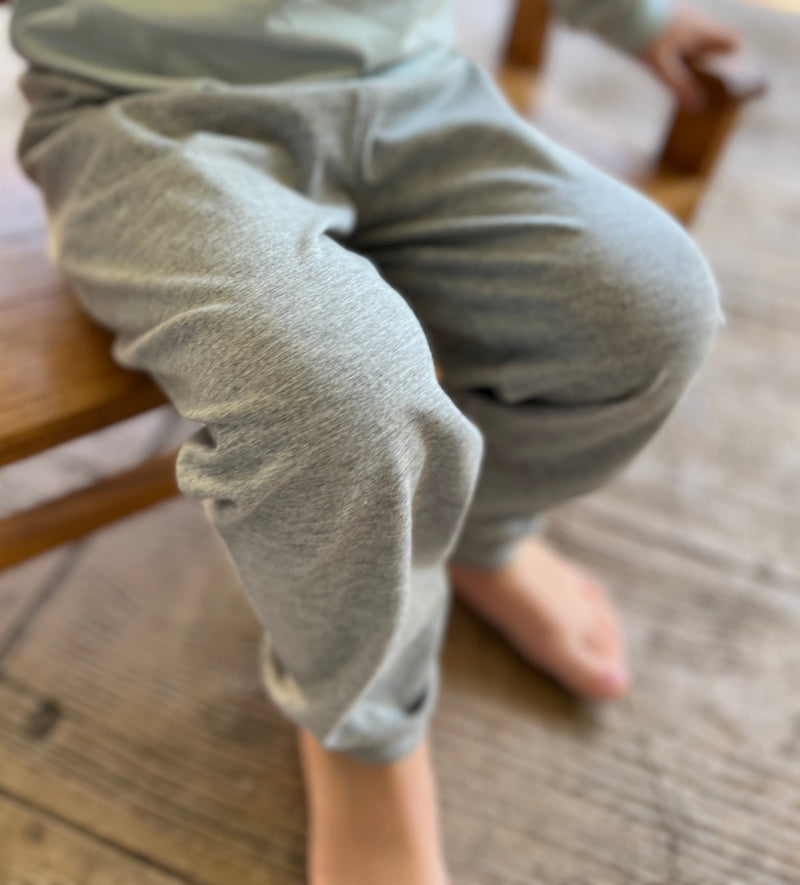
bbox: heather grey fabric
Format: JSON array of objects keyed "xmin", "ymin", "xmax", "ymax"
[
  {"xmin": 10, "ymin": 0, "xmax": 671, "ymax": 93},
  {"xmin": 16, "ymin": 44, "xmax": 724, "ymax": 763}
]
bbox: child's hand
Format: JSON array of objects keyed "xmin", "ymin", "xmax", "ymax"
[{"xmin": 636, "ymin": 1, "xmax": 741, "ymax": 112}]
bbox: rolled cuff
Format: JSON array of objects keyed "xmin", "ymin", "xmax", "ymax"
[
  {"xmin": 259, "ymin": 602, "xmax": 446, "ymax": 765},
  {"xmin": 447, "ymin": 514, "xmax": 547, "ymax": 570}
]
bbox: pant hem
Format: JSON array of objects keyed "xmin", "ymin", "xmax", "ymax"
[
  {"xmin": 328, "ymin": 722, "xmax": 428, "ymax": 765},
  {"xmin": 447, "ymin": 514, "xmax": 547, "ymax": 569}
]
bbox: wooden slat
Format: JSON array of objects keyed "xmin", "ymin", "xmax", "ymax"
[
  {"xmin": 0, "ymin": 450, "xmax": 180, "ymax": 569},
  {"xmin": 0, "ymin": 791, "xmax": 186, "ymax": 885},
  {"xmin": 0, "ymin": 177, "xmax": 167, "ymax": 466},
  {"xmin": 654, "ymin": 52, "xmax": 768, "ymax": 183},
  {"xmin": 503, "ymin": 0, "xmax": 550, "ymax": 70}
]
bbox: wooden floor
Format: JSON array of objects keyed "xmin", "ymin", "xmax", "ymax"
[{"xmin": 2, "ymin": 0, "xmax": 799, "ymax": 882}]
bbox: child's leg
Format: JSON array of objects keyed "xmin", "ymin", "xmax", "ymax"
[
  {"xmin": 350, "ymin": 48, "xmax": 725, "ymax": 695},
  {"xmin": 17, "ymin": 69, "xmax": 483, "ymax": 765},
  {"xmin": 18, "ymin": 68, "xmax": 479, "ymax": 884},
  {"xmin": 298, "ymin": 729, "xmax": 448, "ymax": 885}
]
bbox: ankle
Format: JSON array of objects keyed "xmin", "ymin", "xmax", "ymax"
[{"xmin": 298, "ymin": 730, "xmax": 450, "ymax": 885}]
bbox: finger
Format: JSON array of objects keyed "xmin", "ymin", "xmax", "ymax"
[
  {"xmin": 692, "ymin": 28, "xmax": 741, "ymax": 55},
  {"xmin": 656, "ymin": 49, "xmax": 707, "ymax": 112}
]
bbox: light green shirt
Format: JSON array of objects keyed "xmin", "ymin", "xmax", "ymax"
[{"xmin": 10, "ymin": 0, "xmax": 671, "ymax": 92}]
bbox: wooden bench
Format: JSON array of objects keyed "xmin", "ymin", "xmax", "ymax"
[{"xmin": 0, "ymin": 0, "xmax": 766, "ymax": 569}]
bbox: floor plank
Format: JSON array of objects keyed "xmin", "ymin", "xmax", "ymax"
[
  {"xmin": 0, "ymin": 790, "xmax": 188, "ymax": 885},
  {"xmin": 0, "ymin": 550, "xmax": 71, "ymax": 651},
  {"xmin": 439, "ymin": 521, "xmax": 800, "ymax": 885},
  {"xmin": 0, "ymin": 496, "xmax": 797, "ymax": 885},
  {"xmin": 0, "ymin": 499, "xmax": 306, "ymax": 885},
  {"xmin": 572, "ymin": 317, "xmax": 800, "ymax": 585}
]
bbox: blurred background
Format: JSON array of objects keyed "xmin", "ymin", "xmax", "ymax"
[{"xmin": 0, "ymin": 0, "xmax": 798, "ymax": 882}]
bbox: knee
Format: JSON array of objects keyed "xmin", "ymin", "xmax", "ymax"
[
  {"xmin": 175, "ymin": 309, "xmax": 482, "ymax": 532},
  {"xmin": 575, "ymin": 189, "xmax": 725, "ymax": 399}
]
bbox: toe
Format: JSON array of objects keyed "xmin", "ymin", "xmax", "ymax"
[
  {"xmin": 565, "ymin": 629, "xmax": 630, "ymax": 699},
  {"xmin": 596, "ymin": 662, "xmax": 631, "ymax": 697},
  {"xmin": 579, "ymin": 652, "xmax": 630, "ymax": 698},
  {"xmin": 581, "ymin": 624, "xmax": 612, "ymax": 654}
]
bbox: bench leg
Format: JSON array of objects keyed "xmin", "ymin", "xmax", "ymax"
[{"xmin": 0, "ymin": 451, "xmax": 180, "ymax": 570}]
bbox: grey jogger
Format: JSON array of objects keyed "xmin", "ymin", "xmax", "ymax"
[{"xmin": 16, "ymin": 43, "xmax": 725, "ymax": 763}]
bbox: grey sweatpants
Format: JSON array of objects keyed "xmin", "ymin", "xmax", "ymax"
[{"xmin": 17, "ymin": 44, "xmax": 724, "ymax": 763}]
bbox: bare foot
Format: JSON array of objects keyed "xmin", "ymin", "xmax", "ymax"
[
  {"xmin": 298, "ymin": 729, "xmax": 450, "ymax": 885},
  {"xmin": 447, "ymin": 536, "xmax": 630, "ymax": 699}
]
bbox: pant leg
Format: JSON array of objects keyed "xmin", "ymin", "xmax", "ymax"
[
  {"xmin": 17, "ymin": 69, "xmax": 484, "ymax": 763},
  {"xmin": 348, "ymin": 48, "xmax": 726, "ymax": 569}
]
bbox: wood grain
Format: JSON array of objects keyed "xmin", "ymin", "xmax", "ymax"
[
  {"xmin": 0, "ymin": 178, "xmax": 167, "ymax": 467},
  {"xmin": 0, "ymin": 497, "xmax": 306, "ymax": 885},
  {"xmin": 0, "ymin": 549, "xmax": 68, "ymax": 650},
  {"xmin": 0, "ymin": 791, "xmax": 187, "ymax": 885}
]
